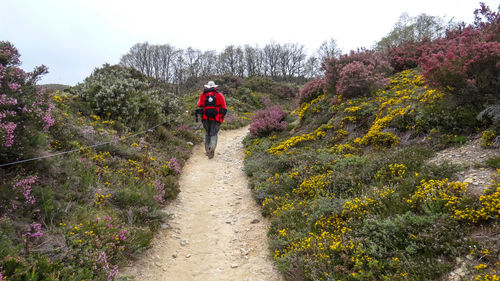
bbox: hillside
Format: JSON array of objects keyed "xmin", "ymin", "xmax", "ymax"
[
  {"xmin": 244, "ymin": 69, "xmax": 499, "ymax": 280},
  {"xmin": 242, "ymin": 6, "xmax": 500, "ymax": 280}
]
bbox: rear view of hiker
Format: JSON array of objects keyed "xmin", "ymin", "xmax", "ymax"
[{"xmin": 197, "ymin": 81, "xmax": 227, "ymax": 159}]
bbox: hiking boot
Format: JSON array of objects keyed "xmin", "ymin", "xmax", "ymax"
[{"xmin": 208, "ymin": 147, "xmax": 215, "ymax": 159}]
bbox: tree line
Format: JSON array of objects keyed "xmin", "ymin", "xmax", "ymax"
[
  {"xmin": 119, "ymin": 40, "xmax": 340, "ymax": 91},
  {"xmin": 119, "ymin": 13, "xmax": 455, "ymax": 93}
]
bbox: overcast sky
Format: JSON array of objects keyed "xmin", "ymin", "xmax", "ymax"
[{"xmin": 1, "ymin": 0, "xmax": 499, "ymax": 85}]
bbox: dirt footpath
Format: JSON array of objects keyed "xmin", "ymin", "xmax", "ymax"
[{"xmin": 121, "ymin": 126, "xmax": 282, "ymax": 281}]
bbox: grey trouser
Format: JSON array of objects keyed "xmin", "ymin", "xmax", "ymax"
[{"xmin": 202, "ymin": 119, "xmax": 221, "ymax": 153}]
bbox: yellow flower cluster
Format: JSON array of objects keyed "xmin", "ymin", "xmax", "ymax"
[
  {"xmin": 268, "ymin": 124, "xmax": 334, "ymax": 155},
  {"xmin": 94, "ymin": 192, "xmax": 111, "ymax": 206},
  {"xmin": 407, "ymin": 178, "xmax": 468, "ymax": 206},
  {"xmin": 408, "ymin": 170, "xmax": 500, "ymax": 223},
  {"xmin": 331, "ymin": 128, "xmax": 349, "ymax": 142},
  {"xmin": 344, "ymin": 106, "xmax": 361, "ymax": 114},
  {"xmin": 91, "ymin": 151, "xmax": 111, "ymax": 165},
  {"xmin": 52, "ymin": 91, "xmax": 74, "ymax": 104},
  {"xmin": 478, "ymin": 173, "xmax": 500, "ymax": 217},
  {"xmin": 354, "ymin": 106, "xmax": 410, "ymax": 147},
  {"xmin": 329, "ymin": 143, "xmax": 358, "ymax": 156},
  {"xmin": 353, "ymin": 69, "xmax": 444, "ymax": 148},
  {"xmin": 374, "ymin": 163, "xmax": 407, "ymax": 181},
  {"xmin": 342, "ymin": 187, "xmax": 394, "ymax": 218},
  {"xmin": 474, "ymin": 274, "xmax": 500, "ymax": 281},
  {"xmin": 482, "ymin": 130, "xmax": 496, "ymax": 148},
  {"xmin": 292, "ymin": 172, "xmax": 332, "ymax": 198},
  {"xmin": 298, "ymin": 94, "xmax": 326, "ymax": 120},
  {"xmin": 476, "ymin": 264, "xmax": 489, "ymax": 270},
  {"xmin": 262, "ymin": 195, "xmax": 304, "ymax": 216},
  {"xmin": 267, "ymin": 173, "xmax": 282, "ymax": 185},
  {"xmin": 273, "ymin": 187, "xmax": 394, "ymax": 266}
]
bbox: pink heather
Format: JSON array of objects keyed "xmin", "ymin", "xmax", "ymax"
[
  {"xmin": 167, "ymin": 157, "xmax": 182, "ymax": 174},
  {"xmin": 1, "ymin": 121, "xmax": 17, "ymax": 147},
  {"xmin": 8, "ymin": 83, "xmax": 21, "ymax": 91},
  {"xmin": 13, "ymin": 175, "xmax": 38, "ymax": 205},
  {"xmin": 23, "ymin": 222, "xmax": 43, "ymax": 242}
]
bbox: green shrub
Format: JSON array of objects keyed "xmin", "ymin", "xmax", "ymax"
[
  {"xmin": 356, "ymin": 212, "xmax": 469, "ymax": 280},
  {"xmin": 417, "ymin": 100, "xmax": 484, "ymax": 134},
  {"xmin": 486, "ymin": 156, "xmax": 500, "ymax": 169},
  {"xmin": 72, "ymin": 64, "xmax": 179, "ymax": 129}
]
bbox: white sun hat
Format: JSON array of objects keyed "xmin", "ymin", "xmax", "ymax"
[{"xmin": 204, "ymin": 81, "xmax": 218, "ymax": 88}]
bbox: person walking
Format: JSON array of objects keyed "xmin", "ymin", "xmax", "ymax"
[{"xmin": 197, "ymin": 81, "xmax": 227, "ymax": 159}]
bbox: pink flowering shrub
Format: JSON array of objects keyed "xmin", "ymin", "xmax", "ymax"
[
  {"xmin": 322, "ymin": 49, "xmax": 392, "ymax": 97},
  {"xmin": 167, "ymin": 157, "xmax": 182, "ymax": 174},
  {"xmin": 279, "ymin": 85, "xmax": 298, "ymax": 100},
  {"xmin": 298, "ymin": 78, "xmax": 326, "ymax": 104},
  {"xmin": 23, "ymin": 222, "xmax": 43, "ymax": 242},
  {"xmin": 13, "ymin": 175, "xmax": 38, "ymax": 206},
  {"xmin": 0, "ymin": 41, "xmax": 54, "ymax": 163},
  {"xmin": 153, "ymin": 180, "xmax": 166, "ymax": 205},
  {"xmin": 249, "ymin": 105, "xmax": 287, "ymax": 136},
  {"xmin": 0, "ymin": 175, "xmax": 39, "ymax": 216},
  {"xmin": 336, "ymin": 61, "xmax": 388, "ymax": 98},
  {"xmin": 387, "ymin": 40, "xmax": 429, "ymax": 72},
  {"xmin": 418, "ymin": 4, "xmax": 500, "ymax": 101}
]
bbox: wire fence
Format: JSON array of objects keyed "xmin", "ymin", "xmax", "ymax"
[{"xmin": 0, "ymin": 122, "xmax": 166, "ymax": 168}]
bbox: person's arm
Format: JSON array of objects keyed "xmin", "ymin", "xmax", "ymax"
[
  {"xmin": 218, "ymin": 92, "xmax": 227, "ymax": 109},
  {"xmin": 197, "ymin": 92, "xmax": 204, "ymax": 108}
]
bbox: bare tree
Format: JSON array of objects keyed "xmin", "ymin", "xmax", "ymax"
[
  {"xmin": 200, "ymin": 50, "xmax": 218, "ymax": 78},
  {"xmin": 244, "ymin": 45, "xmax": 259, "ymax": 77},
  {"xmin": 120, "ymin": 42, "xmax": 152, "ymax": 75},
  {"xmin": 157, "ymin": 44, "xmax": 177, "ymax": 83},
  {"xmin": 263, "ymin": 41, "xmax": 281, "ymax": 78},
  {"xmin": 219, "ymin": 45, "xmax": 239, "ymax": 76},
  {"xmin": 184, "ymin": 47, "xmax": 203, "ymax": 78},
  {"xmin": 317, "ymin": 39, "xmax": 341, "ymax": 62},
  {"xmin": 304, "ymin": 56, "xmax": 321, "ymax": 78},
  {"xmin": 234, "ymin": 46, "xmax": 245, "ymax": 77}
]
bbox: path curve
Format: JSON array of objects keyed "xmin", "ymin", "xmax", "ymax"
[{"xmin": 121, "ymin": 126, "xmax": 282, "ymax": 281}]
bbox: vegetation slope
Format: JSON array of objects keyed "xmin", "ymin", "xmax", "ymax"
[{"xmin": 243, "ymin": 5, "xmax": 499, "ymax": 281}]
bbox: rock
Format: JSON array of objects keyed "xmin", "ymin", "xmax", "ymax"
[
  {"xmin": 186, "ymin": 254, "xmax": 191, "ymax": 258},
  {"xmin": 180, "ymin": 239, "xmax": 189, "ymax": 246},
  {"xmin": 155, "ymin": 262, "xmax": 161, "ymax": 267},
  {"xmin": 464, "ymin": 178, "xmax": 473, "ymax": 183},
  {"xmin": 231, "ymin": 264, "xmax": 239, "ymax": 268},
  {"xmin": 172, "ymin": 253, "xmax": 178, "ymax": 258},
  {"xmin": 161, "ymin": 223, "xmax": 170, "ymax": 230},
  {"xmin": 251, "ymin": 219, "xmax": 260, "ymax": 224},
  {"xmin": 240, "ymin": 248, "xmax": 249, "ymax": 256},
  {"xmin": 187, "ymin": 142, "xmax": 194, "ymax": 146}
]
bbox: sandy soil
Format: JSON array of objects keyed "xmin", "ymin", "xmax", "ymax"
[{"xmin": 121, "ymin": 126, "xmax": 282, "ymax": 281}]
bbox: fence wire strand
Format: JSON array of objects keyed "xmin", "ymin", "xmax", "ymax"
[{"xmin": 0, "ymin": 122, "xmax": 166, "ymax": 168}]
